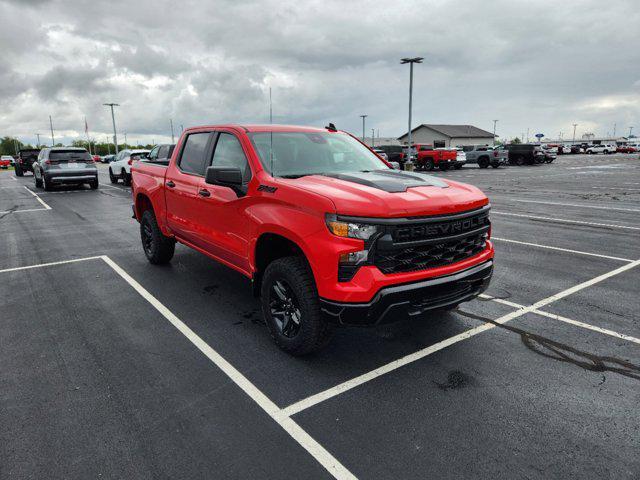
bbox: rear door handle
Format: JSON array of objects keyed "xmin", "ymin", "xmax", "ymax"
[
  {"xmin": 198, "ymin": 189, "xmax": 211, "ymax": 197},
  {"xmin": 166, "ymin": 180, "xmax": 175, "ymax": 188}
]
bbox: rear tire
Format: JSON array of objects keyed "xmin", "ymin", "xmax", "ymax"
[
  {"xmin": 89, "ymin": 179, "xmax": 99, "ymax": 189},
  {"xmin": 515, "ymin": 155, "xmax": 525, "ymax": 166},
  {"xmin": 261, "ymin": 256, "xmax": 333, "ymax": 355},
  {"xmin": 15, "ymin": 165, "xmax": 24, "ymax": 177},
  {"xmin": 43, "ymin": 175, "xmax": 52, "ymax": 191},
  {"xmin": 140, "ymin": 210, "xmax": 175, "ymax": 264},
  {"xmin": 121, "ymin": 169, "xmax": 131, "ymax": 186},
  {"xmin": 34, "ymin": 172, "xmax": 43, "ymax": 188},
  {"xmin": 424, "ymin": 158, "xmax": 434, "ymax": 171},
  {"xmin": 109, "ymin": 168, "xmax": 117, "ymax": 184},
  {"xmin": 478, "ymin": 157, "xmax": 490, "ymax": 168}
]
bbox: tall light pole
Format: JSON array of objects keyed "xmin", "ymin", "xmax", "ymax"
[
  {"xmin": 170, "ymin": 118, "xmax": 175, "ymax": 143},
  {"xmin": 492, "ymin": 119, "xmax": 498, "ymax": 146},
  {"xmin": 572, "ymin": 123, "xmax": 577, "ymax": 144},
  {"xmin": 103, "ymin": 103, "xmax": 120, "ymax": 154},
  {"xmin": 49, "ymin": 115, "xmax": 55, "ymax": 146},
  {"xmin": 613, "ymin": 122, "xmax": 616, "ymax": 138},
  {"xmin": 359, "ymin": 115, "xmax": 368, "ymax": 142},
  {"xmin": 371, "ymin": 128, "xmax": 375, "ymax": 147},
  {"xmin": 629, "ymin": 126, "xmax": 634, "ymax": 138},
  {"xmin": 401, "ymin": 57, "xmax": 423, "ymax": 161},
  {"xmin": 124, "ymin": 132, "xmax": 127, "ymax": 146},
  {"xmin": 35, "ymin": 133, "xmax": 41, "ymax": 147},
  {"xmin": 526, "ymin": 127, "xmax": 530, "ymax": 143}
]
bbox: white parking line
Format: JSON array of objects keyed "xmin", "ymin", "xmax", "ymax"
[
  {"xmin": 480, "ymin": 294, "xmax": 640, "ymax": 345},
  {"xmin": 510, "ymin": 199, "xmax": 640, "ymax": 213},
  {"xmin": 282, "ymin": 259, "xmax": 640, "ymax": 417},
  {"xmin": 0, "ymin": 256, "xmax": 102, "ymax": 274},
  {"xmin": 23, "ymin": 185, "xmax": 52, "ymax": 209},
  {"xmin": 101, "ymin": 256, "xmax": 356, "ymax": 480},
  {"xmin": 592, "ymin": 186, "xmax": 640, "ymax": 191},
  {"xmin": 492, "ymin": 211, "xmax": 640, "ymax": 231},
  {"xmin": 532, "ymin": 309, "xmax": 640, "ymax": 345},
  {"xmin": 491, "ymin": 237, "xmax": 634, "ymax": 262}
]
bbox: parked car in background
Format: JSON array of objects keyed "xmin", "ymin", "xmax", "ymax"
[
  {"xmin": 454, "ymin": 147, "xmax": 467, "ymax": 167},
  {"xmin": 371, "ymin": 148, "xmax": 388, "ymax": 161},
  {"xmin": 108, "ymin": 149, "xmax": 150, "ymax": 185},
  {"xmin": 14, "ymin": 148, "xmax": 40, "ymax": 176},
  {"xmin": 542, "ymin": 148, "xmax": 556, "ymax": 163},
  {"xmin": 33, "ymin": 147, "xmax": 98, "ymax": 190},
  {"xmin": 376, "ymin": 145, "xmax": 408, "ymax": 168},
  {"xmin": 616, "ymin": 145, "xmax": 637, "ymax": 153},
  {"xmin": 505, "ymin": 144, "xmax": 545, "ymax": 165},
  {"xmin": 131, "ymin": 124, "xmax": 494, "ymax": 354},
  {"xmin": 461, "ymin": 145, "xmax": 507, "ymax": 168},
  {"xmin": 559, "ymin": 144, "xmax": 573, "ymax": 154},
  {"xmin": 145, "ymin": 144, "xmax": 176, "ymax": 164},
  {"xmin": 542, "ymin": 144, "xmax": 559, "ymax": 155},
  {"xmin": 586, "ymin": 144, "xmax": 614, "ymax": 154},
  {"xmin": 92, "ymin": 154, "xmax": 101, "ymax": 163},
  {"xmin": 414, "ymin": 144, "xmax": 459, "ymax": 171},
  {"xmin": 102, "ymin": 154, "xmax": 115, "ymax": 163},
  {"xmin": 0, "ymin": 155, "xmax": 13, "ymax": 168}
]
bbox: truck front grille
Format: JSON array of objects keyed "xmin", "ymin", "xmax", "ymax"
[
  {"xmin": 371, "ymin": 207, "xmax": 490, "ymax": 274},
  {"xmin": 373, "ymin": 231, "xmax": 487, "ymax": 274}
]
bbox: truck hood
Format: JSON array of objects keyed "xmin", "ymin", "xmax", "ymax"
[{"xmin": 281, "ymin": 170, "xmax": 488, "ymax": 217}]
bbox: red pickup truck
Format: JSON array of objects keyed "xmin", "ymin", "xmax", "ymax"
[
  {"xmin": 414, "ymin": 144, "xmax": 461, "ymax": 171},
  {"xmin": 131, "ymin": 124, "xmax": 494, "ymax": 355}
]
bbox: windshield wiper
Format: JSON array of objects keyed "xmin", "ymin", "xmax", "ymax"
[{"xmin": 278, "ymin": 173, "xmax": 324, "ymax": 179}]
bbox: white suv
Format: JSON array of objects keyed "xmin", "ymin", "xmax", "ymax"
[
  {"xmin": 586, "ymin": 144, "xmax": 614, "ymax": 154},
  {"xmin": 108, "ymin": 149, "xmax": 150, "ymax": 185}
]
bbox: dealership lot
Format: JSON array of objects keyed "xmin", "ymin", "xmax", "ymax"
[{"xmin": 1, "ymin": 154, "xmax": 639, "ymax": 479}]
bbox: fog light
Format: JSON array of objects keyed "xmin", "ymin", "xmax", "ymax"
[{"xmin": 339, "ymin": 250, "xmax": 368, "ymax": 265}]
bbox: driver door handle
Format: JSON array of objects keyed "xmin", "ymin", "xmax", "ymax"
[
  {"xmin": 198, "ymin": 188, "xmax": 211, "ymax": 197},
  {"xmin": 166, "ymin": 180, "xmax": 175, "ymax": 188}
]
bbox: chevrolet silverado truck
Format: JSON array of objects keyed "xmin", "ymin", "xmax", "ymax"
[
  {"xmin": 461, "ymin": 145, "xmax": 508, "ymax": 168},
  {"xmin": 414, "ymin": 144, "xmax": 460, "ymax": 171},
  {"xmin": 131, "ymin": 124, "xmax": 494, "ymax": 355}
]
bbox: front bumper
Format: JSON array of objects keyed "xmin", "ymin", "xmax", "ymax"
[{"xmin": 319, "ymin": 260, "xmax": 493, "ymax": 326}]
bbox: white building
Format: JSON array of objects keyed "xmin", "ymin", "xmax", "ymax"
[
  {"xmin": 398, "ymin": 124, "xmax": 495, "ymax": 148},
  {"xmin": 362, "ymin": 137, "xmax": 401, "ymax": 147}
]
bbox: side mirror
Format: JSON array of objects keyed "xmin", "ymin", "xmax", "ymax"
[{"xmin": 205, "ymin": 166, "xmax": 243, "ymax": 186}]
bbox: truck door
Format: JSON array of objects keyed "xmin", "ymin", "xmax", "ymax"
[
  {"xmin": 194, "ymin": 131, "xmax": 253, "ymax": 275},
  {"xmin": 164, "ymin": 131, "xmax": 214, "ymax": 245}
]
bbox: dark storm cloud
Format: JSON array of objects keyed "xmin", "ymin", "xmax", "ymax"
[{"xmin": 1, "ymin": 0, "xmax": 639, "ymax": 145}]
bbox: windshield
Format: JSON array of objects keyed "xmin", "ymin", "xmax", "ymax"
[
  {"xmin": 249, "ymin": 131, "xmax": 389, "ymax": 178},
  {"xmin": 49, "ymin": 150, "xmax": 91, "ymax": 161}
]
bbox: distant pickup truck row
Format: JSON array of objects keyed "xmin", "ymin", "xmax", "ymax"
[{"xmin": 373, "ymin": 143, "xmax": 510, "ymax": 170}]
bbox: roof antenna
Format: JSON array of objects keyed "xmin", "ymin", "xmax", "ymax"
[
  {"xmin": 325, "ymin": 122, "xmax": 337, "ymax": 132},
  {"xmin": 269, "ymin": 87, "xmax": 274, "ymax": 177}
]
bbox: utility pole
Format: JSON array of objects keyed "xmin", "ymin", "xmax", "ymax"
[
  {"xmin": 492, "ymin": 119, "xmax": 498, "ymax": 146},
  {"xmin": 629, "ymin": 126, "xmax": 634, "ymax": 138},
  {"xmin": 572, "ymin": 123, "xmax": 577, "ymax": 144},
  {"xmin": 170, "ymin": 118, "xmax": 175, "ymax": 143},
  {"xmin": 103, "ymin": 103, "xmax": 120, "ymax": 154},
  {"xmin": 371, "ymin": 128, "xmax": 375, "ymax": 147},
  {"xmin": 35, "ymin": 133, "xmax": 41, "ymax": 147},
  {"xmin": 401, "ymin": 57, "xmax": 423, "ymax": 166},
  {"xmin": 269, "ymin": 87, "xmax": 273, "ymax": 124},
  {"xmin": 49, "ymin": 115, "xmax": 55, "ymax": 145},
  {"xmin": 124, "ymin": 132, "xmax": 127, "ymax": 147},
  {"xmin": 359, "ymin": 115, "xmax": 367, "ymax": 142},
  {"xmin": 526, "ymin": 127, "xmax": 529, "ymax": 143},
  {"xmin": 613, "ymin": 123, "xmax": 616, "ymax": 138}
]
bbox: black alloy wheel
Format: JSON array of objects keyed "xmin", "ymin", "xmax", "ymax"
[{"xmin": 269, "ymin": 279, "xmax": 302, "ymax": 338}]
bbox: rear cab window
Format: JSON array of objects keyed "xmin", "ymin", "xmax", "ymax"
[
  {"xmin": 178, "ymin": 133, "xmax": 212, "ymax": 175},
  {"xmin": 49, "ymin": 150, "xmax": 91, "ymax": 162}
]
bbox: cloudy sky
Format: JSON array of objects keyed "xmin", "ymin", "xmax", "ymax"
[{"xmin": 1, "ymin": 0, "xmax": 639, "ymax": 146}]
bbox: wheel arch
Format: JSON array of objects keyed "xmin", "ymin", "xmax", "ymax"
[{"xmin": 252, "ymin": 232, "xmax": 310, "ymax": 297}]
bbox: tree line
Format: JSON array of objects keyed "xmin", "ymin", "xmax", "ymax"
[{"xmin": 0, "ymin": 137, "xmax": 154, "ymax": 156}]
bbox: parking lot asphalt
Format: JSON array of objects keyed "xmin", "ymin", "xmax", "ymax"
[{"xmin": 1, "ymin": 154, "xmax": 639, "ymax": 479}]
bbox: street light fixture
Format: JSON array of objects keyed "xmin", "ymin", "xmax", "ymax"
[
  {"xmin": 103, "ymin": 103, "xmax": 120, "ymax": 154},
  {"xmin": 359, "ymin": 115, "xmax": 368, "ymax": 142},
  {"xmin": 400, "ymin": 57, "xmax": 423, "ymax": 166}
]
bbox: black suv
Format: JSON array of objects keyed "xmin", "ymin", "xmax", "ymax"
[
  {"xmin": 505, "ymin": 144, "xmax": 545, "ymax": 166},
  {"xmin": 33, "ymin": 147, "xmax": 98, "ymax": 190},
  {"xmin": 14, "ymin": 148, "xmax": 40, "ymax": 176},
  {"xmin": 145, "ymin": 144, "xmax": 176, "ymax": 165}
]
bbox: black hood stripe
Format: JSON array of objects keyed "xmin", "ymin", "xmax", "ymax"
[{"xmin": 320, "ymin": 169, "xmax": 448, "ymax": 193}]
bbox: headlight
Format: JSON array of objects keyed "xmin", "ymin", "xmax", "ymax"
[{"xmin": 325, "ymin": 214, "xmax": 379, "ymax": 240}]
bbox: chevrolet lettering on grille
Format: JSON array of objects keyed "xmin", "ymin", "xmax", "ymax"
[{"xmin": 394, "ymin": 214, "xmax": 489, "ymax": 242}]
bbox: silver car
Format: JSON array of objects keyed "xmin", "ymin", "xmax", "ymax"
[{"xmin": 33, "ymin": 147, "xmax": 98, "ymax": 190}]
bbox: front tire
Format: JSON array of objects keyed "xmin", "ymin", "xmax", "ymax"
[
  {"xmin": 121, "ymin": 169, "xmax": 131, "ymax": 186},
  {"xmin": 261, "ymin": 257, "xmax": 333, "ymax": 356},
  {"xmin": 140, "ymin": 210, "xmax": 175, "ymax": 264},
  {"xmin": 424, "ymin": 158, "xmax": 434, "ymax": 171},
  {"xmin": 15, "ymin": 164, "xmax": 24, "ymax": 177},
  {"xmin": 34, "ymin": 172, "xmax": 43, "ymax": 188},
  {"xmin": 478, "ymin": 157, "xmax": 490, "ymax": 168}
]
